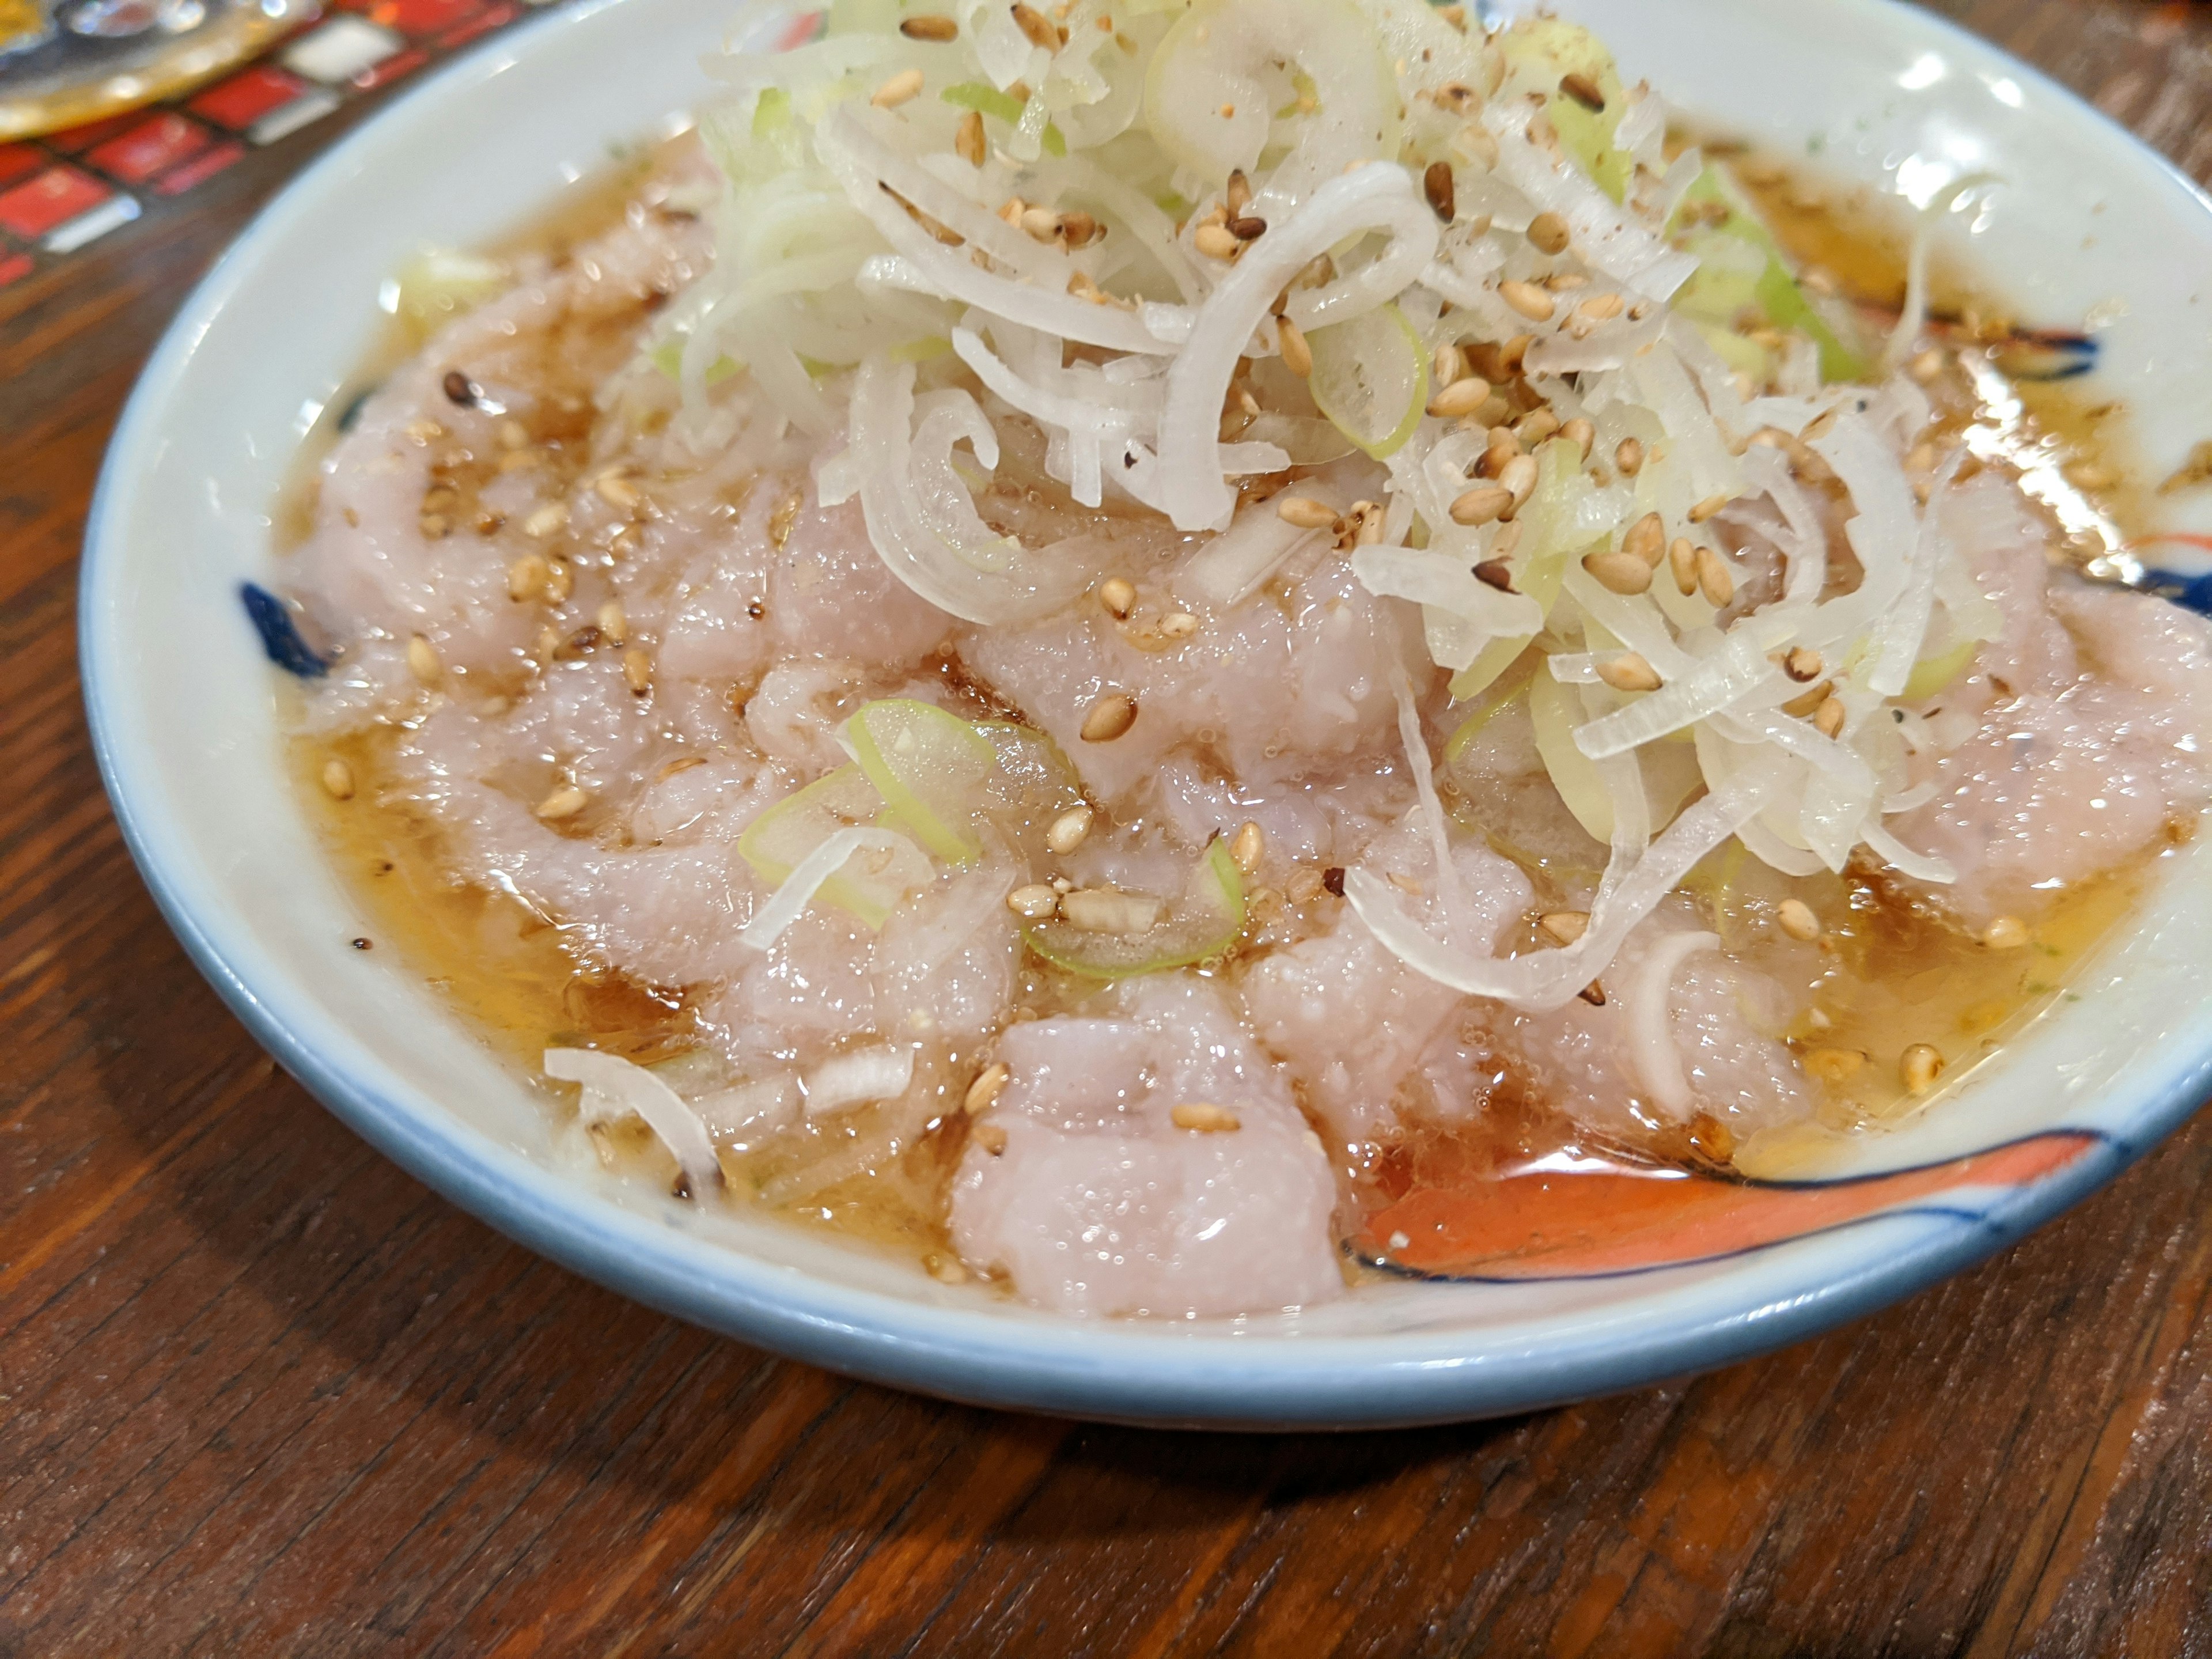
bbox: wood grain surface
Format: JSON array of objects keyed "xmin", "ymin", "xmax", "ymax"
[{"xmin": 9, "ymin": 2, "xmax": 2212, "ymax": 1653}]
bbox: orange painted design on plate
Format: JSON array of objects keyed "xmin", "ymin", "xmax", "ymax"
[{"xmin": 1358, "ymin": 1132, "xmax": 2099, "ymax": 1280}]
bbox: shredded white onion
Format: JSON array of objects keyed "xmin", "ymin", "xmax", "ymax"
[
  {"xmin": 544, "ymin": 1048, "xmax": 724, "ymax": 1197},
  {"xmin": 1624, "ymin": 931, "xmax": 1719, "ymax": 1120},
  {"xmin": 740, "ymin": 824, "xmax": 927, "ymax": 950},
  {"xmin": 802, "ymin": 1045, "xmax": 917, "ymax": 1116}
]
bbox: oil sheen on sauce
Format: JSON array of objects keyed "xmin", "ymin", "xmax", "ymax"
[{"xmin": 291, "ymin": 140, "xmax": 2175, "ymax": 1282}]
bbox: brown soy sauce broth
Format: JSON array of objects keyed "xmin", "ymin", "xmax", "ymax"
[{"xmin": 297, "ymin": 133, "xmax": 2166, "ymax": 1282}]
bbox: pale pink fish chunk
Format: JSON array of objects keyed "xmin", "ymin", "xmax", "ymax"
[
  {"xmin": 950, "ymin": 980, "xmax": 1342, "ymax": 1317},
  {"xmin": 1239, "ymin": 816, "xmax": 1534, "ymax": 1144}
]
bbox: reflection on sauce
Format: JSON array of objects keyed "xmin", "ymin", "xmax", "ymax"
[{"xmin": 296, "ymin": 137, "xmax": 2167, "ymax": 1284}]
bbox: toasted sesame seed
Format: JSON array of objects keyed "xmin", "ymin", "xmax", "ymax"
[
  {"xmin": 1907, "ymin": 346, "xmax": 1946, "ymax": 384},
  {"xmin": 964, "ymin": 1062, "xmax": 1010, "ymax": 1115},
  {"xmin": 976, "ymin": 1122, "xmax": 1009, "ymax": 1155},
  {"xmin": 1046, "ymin": 805, "xmax": 1094, "ymax": 854},
  {"xmin": 1061, "ymin": 210, "xmax": 1100, "ymax": 247},
  {"xmin": 1558, "ymin": 70, "xmax": 1605, "ymax": 111},
  {"xmin": 1539, "ymin": 910, "xmax": 1589, "ymax": 945},
  {"xmin": 1321, "ymin": 866, "xmax": 1347, "ymax": 897},
  {"xmin": 1230, "ymin": 820, "xmax": 1265, "ymax": 873},
  {"xmin": 1516, "ymin": 408, "xmax": 1560, "ymax": 444},
  {"xmin": 1781, "ymin": 680, "xmax": 1832, "ymax": 718},
  {"xmin": 1226, "ymin": 169, "xmax": 1251, "ymax": 217},
  {"xmin": 1432, "ymin": 342, "xmax": 1465, "ymax": 387},
  {"xmin": 1687, "ymin": 491, "xmax": 1730, "ymax": 524},
  {"xmin": 1695, "ymin": 546, "xmax": 1734, "ymax": 607},
  {"xmin": 1006, "ymin": 882, "xmax": 1060, "ymax": 920},
  {"xmin": 1615, "ymin": 511, "xmax": 1662, "ymax": 567},
  {"xmin": 1426, "ymin": 374, "xmax": 1491, "ymax": 418},
  {"xmin": 1615, "ymin": 435, "xmax": 1645, "ymax": 476},
  {"xmin": 1227, "ymin": 214, "xmax": 1267, "ymax": 241},
  {"xmin": 1900, "ymin": 1043, "xmax": 1945, "ymax": 1094},
  {"xmin": 536, "ymin": 784, "xmax": 588, "ymax": 820},
  {"xmin": 507, "ymin": 553, "xmax": 550, "ymax": 602},
  {"xmin": 1777, "ymin": 898, "xmax": 1821, "ymax": 941},
  {"xmin": 441, "ymin": 369, "xmax": 477, "ymax": 406},
  {"xmin": 1172, "ymin": 1103, "xmax": 1242, "ymax": 1132},
  {"xmin": 532, "ymin": 625, "xmax": 561, "ymax": 662},
  {"xmin": 406, "ymin": 634, "xmax": 441, "ymax": 685},
  {"xmin": 522, "ymin": 501, "xmax": 568, "ymax": 539},
  {"xmin": 1080, "ymin": 692, "xmax": 1138, "ymax": 742},
  {"xmin": 1097, "ymin": 575, "xmax": 1137, "ymax": 618},
  {"xmin": 1527, "ymin": 210, "xmax": 1570, "ymax": 255},
  {"xmin": 1559, "ymin": 416, "xmax": 1594, "ymax": 457},
  {"xmin": 595, "ymin": 472, "xmax": 642, "ymax": 512},
  {"xmin": 1668, "ymin": 537, "xmax": 1699, "ymax": 596},
  {"xmin": 1020, "ymin": 204, "xmax": 1062, "ymax": 243},
  {"xmin": 1161, "ymin": 610, "xmax": 1200, "ymax": 639},
  {"xmin": 1596, "ymin": 652, "xmax": 1661, "ymax": 693},
  {"xmin": 1804, "ymin": 1047, "xmax": 1866, "ymax": 1084},
  {"xmin": 1275, "ymin": 494, "xmax": 1339, "ymax": 529},
  {"xmin": 954, "ymin": 108, "xmax": 986, "ymax": 165},
  {"xmin": 1576, "ymin": 292, "xmax": 1624, "ymax": 326},
  {"xmin": 320, "ymin": 757, "xmax": 355, "ymax": 800},
  {"xmin": 1472, "ymin": 558, "xmax": 1516, "ymax": 592},
  {"xmin": 1499, "ymin": 279, "xmax": 1555, "ymax": 321},
  {"xmin": 1983, "ymin": 915, "xmax": 2031, "ymax": 950},
  {"xmin": 1813, "ymin": 693, "xmax": 1846, "ymax": 738},
  {"xmin": 1277, "ymin": 316, "xmax": 1312, "ymax": 377},
  {"xmin": 899, "ymin": 12, "xmax": 958, "ymax": 39},
  {"xmin": 1051, "ymin": 876, "xmax": 1074, "ymax": 894},
  {"xmin": 1582, "ymin": 548, "xmax": 1653, "ymax": 596},
  {"xmin": 1450, "ymin": 485, "xmax": 1514, "ymax": 527},
  {"xmin": 1423, "ymin": 160, "xmax": 1455, "ymax": 221},
  {"xmin": 595, "ymin": 600, "xmax": 627, "ymax": 645},
  {"xmin": 1498, "ymin": 452, "xmax": 1539, "ymax": 507},
  {"xmin": 1782, "ymin": 646, "xmax": 1824, "ymax": 682},
  {"xmin": 615, "ymin": 649, "xmax": 647, "ymax": 695},
  {"xmin": 1194, "ymin": 223, "xmax": 1240, "ymax": 260},
  {"xmin": 1577, "ymin": 980, "xmax": 1607, "ymax": 1006},
  {"xmin": 1010, "ymin": 1, "xmax": 1061, "ymax": 50},
  {"xmin": 544, "ymin": 559, "xmax": 574, "ymax": 603}
]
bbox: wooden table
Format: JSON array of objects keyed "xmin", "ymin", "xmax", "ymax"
[{"xmin": 9, "ymin": 1, "xmax": 2212, "ymax": 1651}]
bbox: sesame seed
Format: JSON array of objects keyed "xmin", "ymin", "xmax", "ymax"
[
  {"xmin": 522, "ymin": 501, "xmax": 568, "ymax": 539},
  {"xmin": 320, "ymin": 757, "xmax": 355, "ymax": 800},
  {"xmin": 596, "ymin": 600, "xmax": 627, "ymax": 644},
  {"xmin": 1783, "ymin": 646, "xmax": 1824, "ymax": 682},
  {"xmin": 1687, "ymin": 491, "xmax": 1730, "ymax": 524},
  {"xmin": 1596, "ymin": 652, "xmax": 1661, "ymax": 693},
  {"xmin": 1900, "ymin": 1043, "xmax": 1945, "ymax": 1094},
  {"xmin": 1777, "ymin": 898, "xmax": 1821, "ymax": 941},
  {"xmin": 1781, "ymin": 679, "xmax": 1832, "ymax": 718},
  {"xmin": 623, "ymin": 649, "xmax": 652, "ymax": 695},
  {"xmin": 1582, "ymin": 549, "xmax": 1652, "ymax": 595},
  {"xmin": 1498, "ymin": 452, "xmax": 1539, "ymax": 507},
  {"xmin": 1813, "ymin": 692, "xmax": 1846, "ymax": 738},
  {"xmin": 1499, "ymin": 279, "xmax": 1555, "ymax": 321},
  {"xmin": 1668, "ymin": 537, "xmax": 1699, "ymax": 596},
  {"xmin": 1080, "ymin": 692, "xmax": 1138, "ymax": 742},
  {"xmin": 1577, "ymin": 980, "xmax": 1607, "ymax": 1006},
  {"xmin": 1615, "ymin": 436, "xmax": 1645, "ymax": 475},
  {"xmin": 1559, "ymin": 416, "xmax": 1593, "ymax": 456},
  {"xmin": 1983, "ymin": 915, "xmax": 2031, "ymax": 950},
  {"xmin": 1276, "ymin": 316, "xmax": 1313, "ymax": 377},
  {"xmin": 1804, "ymin": 1047, "xmax": 1866, "ymax": 1084},
  {"xmin": 507, "ymin": 553, "xmax": 550, "ymax": 602},
  {"xmin": 1046, "ymin": 805, "xmax": 1094, "ymax": 854},
  {"xmin": 1907, "ymin": 346, "xmax": 1946, "ymax": 384},
  {"xmin": 1227, "ymin": 214, "xmax": 1267, "ymax": 241},
  {"xmin": 871, "ymin": 65, "xmax": 926, "ymax": 107},
  {"xmin": 1622, "ymin": 511, "xmax": 1664, "ymax": 566},
  {"xmin": 954, "ymin": 108, "xmax": 986, "ymax": 166},
  {"xmin": 1161, "ymin": 611, "xmax": 1199, "ymax": 638},
  {"xmin": 1427, "ymin": 374, "xmax": 1492, "ymax": 419},
  {"xmin": 1527, "ymin": 210, "xmax": 1570, "ymax": 255},
  {"xmin": 497, "ymin": 419, "xmax": 529, "ymax": 449},
  {"xmin": 1576, "ymin": 292, "xmax": 1624, "ymax": 325},
  {"xmin": 1539, "ymin": 910, "xmax": 1588, "ymax": 945},
  {"xmin": 976, "ymin": 1123, "xmax": 1009, "ymax": 1155},
  {"xmin": 441, "ymin": 370, "xmax": 478, "ymax": 407},
  {"xmin": 1516, "ymin": 408, "xmax": 1560, "ymax": 444},
  {"xmin": 536, "ymin": 784, "xmax": 588, "ymax": 820},
  {"xmin": 1194, "ymin": 223, "xmax": 1240, "ymax": 260},
  {"xmin": 1449, "ymin": 486, "xmax": 1513, "ymax": 527},
  {"xmin": 1020, "ymin": 204, "xmax": 1062, "ymax": 243},
  {"xmin": 1472, "ymin": 558, "xmax": 1516, "ymax": 592},
  {"xmin": 406, "ymin": 634, "xmax": 441, "ymax": 685},
  {"xmin": 1226, "ymin": 169, "xmax": 1251, "ymax": 217},
  {"xmin": 1321, "ymin": 866, "xmax": 1346, "ymax": 897},
  {"xmin": 1061, "ymin": 211, "xmax": 1100, "ymax": 247},
  {"xmin": 1006, "ymin": 883, "xmax": 1060, "ymax": 920},
  {"xmin": 1172, "ymin": 1103, "xmax": 1242, "ymax": 1132},
  {"xmin": 545, "ymin": 559, "xmax": 574, "ymax": 603},
  {"xmin": 964, "ymin": 1062, "xmax": 1010, "ymax": 1115},
  {"xmin": 1287, "ymin": 868, "xmax": 1324, "ymax": 904},
  {"xmin": 1558, "ymin": 71, "xmax": 1605, "ymax": 111},
  {"xmin": 899, "ymin": 12, "xmax": 958, "ymax": 38},
  {"xmin": 1097, "ymin": 575, "xmax": 1137, "ymax": 618},
  {"xmin": 1230, "ymin": 820, "xmax": 1265, "ymax": 873},
  {"xmin": 1423, "ymin": 160, "xmax": 1455, "ymax": 221},
  {"xmin": 1694, "ymin": 546, "xmax": 1734, "ymax": 607},
  {"xmin": 926, "ymin": 1253, "xmax": 970, "ymax": 1284},
  {"xmin": 1275, "ymin": 494, "xmax": 1339, "ymax": 529},
  {"xmin": 1010, "ymin": 1, "xmax": 1061, "ymax": 50},
  {"xmin": 1432, "ymin": 342, "xmax": 1466, "ymax": 386},
  {"xmin": 595, "ymin": 472, "xmax": 642, "ymax": 512}
]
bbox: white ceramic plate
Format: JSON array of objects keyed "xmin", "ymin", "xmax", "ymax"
[{"xmin": 82, "ymin": 0, "xmax": 2212, "ymax": 1427}]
